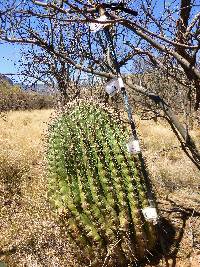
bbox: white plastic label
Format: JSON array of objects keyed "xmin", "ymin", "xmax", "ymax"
[
  {"xmin": 89, "ymin": 15, "xmax": 109, "ymax": 33},
  {"xmin": 142, "ymin": 207, "xmax": 158, "ymax": 224},
  {"xmin": 34, "ymin": 0, "xmax": 47, "ymax": 4},
  {"xmin": 118, "ymin": 77, "xmax": 124, "ymax": 88},
  {"xmin": 105, "ymin": 78, "xmax": 120, "ymax": 96},
  {"xmin": 126, "ymin": 139, "xmax": 140, "ymax": 154}
]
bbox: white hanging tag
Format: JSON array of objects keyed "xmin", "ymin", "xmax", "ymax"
[
  {"xmin": 118, "ymin": 77, "xmax": 125, "ymax": 88},
  {"xmin": 34, "ymin": 0, "xmax": 47, "ymax": 4},
  {"xmin": 89, "ymin": 15, "xmax": 110, "ymax": 33},
  {"xmin": 126, "ymin": 137, "xmax": 141, "ymax": 154},
  {"xmin": 142, "ymin": 207, "xmax": 158, "ymax": 224},
  {"xmin": 105, "ymin": 78, "xmax": 120, "ymax": 96}
]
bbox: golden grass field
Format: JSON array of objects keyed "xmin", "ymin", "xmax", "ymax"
[{"xmin": 0, "ymin": 109, "xmax": 199, "ymax": 266}]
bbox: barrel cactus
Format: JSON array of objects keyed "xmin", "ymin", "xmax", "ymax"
[{"xmin": 47, "ymin": 100, "xmax": 158, "ymax": 266}]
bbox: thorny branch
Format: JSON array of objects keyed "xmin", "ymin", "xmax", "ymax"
[{"xmin": 0, "ymin": 0, "xmax": 199, "ymax": 168}]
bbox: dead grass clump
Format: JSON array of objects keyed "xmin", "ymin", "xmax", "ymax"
[{"xmin": 0, "ymin": 110, "xmax": 50, "ymax": 199}]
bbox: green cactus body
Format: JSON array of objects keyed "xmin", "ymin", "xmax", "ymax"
[{"xmin": 47, "ymin": 101, "xmax": 157, "ymax": 266}]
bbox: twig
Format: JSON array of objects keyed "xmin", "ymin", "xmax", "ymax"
[{"xmin": 101, "ymin": 239, "xmax": 121, "ymax": 267}]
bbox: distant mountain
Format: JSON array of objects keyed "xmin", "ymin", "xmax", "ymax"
[
  {"xmin": 15, "ymin": 82, "xmax": 56, "ymax": 95},
  {"xmin": 0, "ymin": 74, "xmax": 14, "ymax": 86}
]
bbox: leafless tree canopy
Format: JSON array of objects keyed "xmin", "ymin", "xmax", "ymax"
[{"xmin": 0, "ymin": 0, "xmax": 200, "ymax": 168}]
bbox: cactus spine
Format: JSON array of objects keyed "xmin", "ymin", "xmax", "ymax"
[{"xmin": 47, "ymin": 101, "xmax": 157, "ymax": 266}]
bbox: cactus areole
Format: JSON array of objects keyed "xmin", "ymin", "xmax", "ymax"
[{"xmin": 47, "ymin": 100, "xmax": 158, "ymax": 266}]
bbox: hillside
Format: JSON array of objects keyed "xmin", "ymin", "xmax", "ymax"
[
  {"xmin": 0, "ymin": 78, "xmax": 55, "ymax": 112},
  {"xmin": 0, "ymin": 74, "xmax": 13, "ymax": 86}
]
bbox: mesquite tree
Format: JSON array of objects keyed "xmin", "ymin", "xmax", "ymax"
[
  {"xmin": 18, "ymin": 46, "xmax": 84, "ymax": 103},
  {"xmin": 0, "ymin": 0, "xmax": 199, "ymax": 169}
]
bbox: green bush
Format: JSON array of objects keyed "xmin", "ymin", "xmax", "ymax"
[
  {"xmin": 47, "ymin": 101, "xmax": 157, "ymax": 266},
  {"xmin": 0, "ymin": 81, "xmax": 54, "ymax": 112}
]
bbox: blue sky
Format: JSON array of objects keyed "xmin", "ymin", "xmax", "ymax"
[
  {"xmin": 0, "ymin": 42, "xmax": 23, "ymax": 82},
  {"xmin": 0, "ymin": 0, "xmax": 199, "ymax": 83},
  {"xmin": 0, "ymin": 0, "xmax": 166, "ymax": 83}
]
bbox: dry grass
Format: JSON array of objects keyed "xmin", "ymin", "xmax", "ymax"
[
  {"xmin": 0, "ymin": 109, "xmax": 199, "ymax": 266},
  {"xmin": 138, "ymin": 119, "xmax": 200, "ymax": 194},
  {"xmin": 0, "ymin": 110, "xmax": 79, "ymax": 267}
]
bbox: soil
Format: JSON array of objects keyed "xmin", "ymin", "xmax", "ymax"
[
  {"xmin": 152, "ymin": 189, "xmax": 200, "ymax": 267},
  {"xmin": 0, "ymin": 189, "xmax": 199, "ymax": 267}
]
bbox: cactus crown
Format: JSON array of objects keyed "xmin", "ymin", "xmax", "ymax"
[{"xmin": 47, "ymin": 100, "xmax": 157, "ymax": 266}]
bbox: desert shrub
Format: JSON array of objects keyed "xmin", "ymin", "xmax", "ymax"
[
  {"xmin": 47, "ymin": 100, "xmax": 158, "ymax": 266},
  {"xmin": 0, "ymin": 80, "xmax": 55, "ymax": 112}
]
